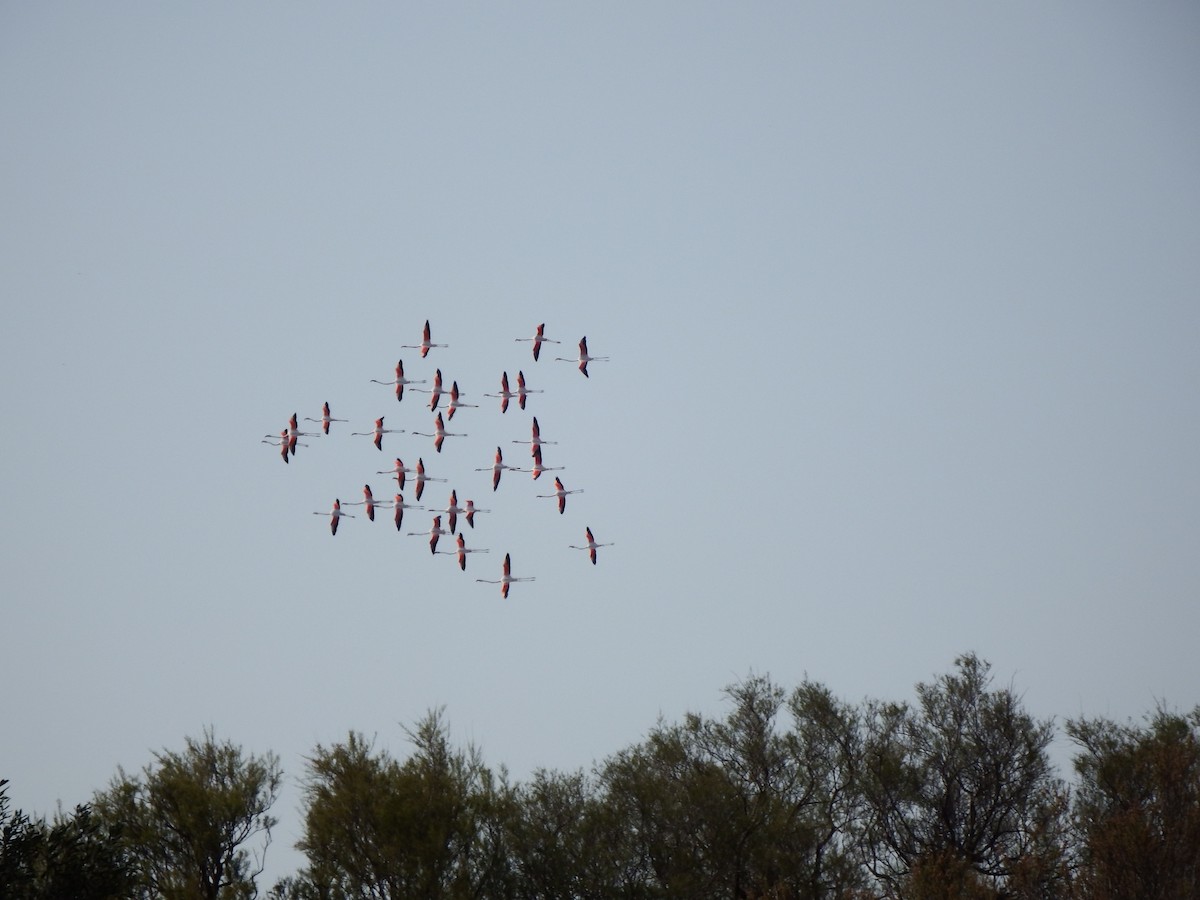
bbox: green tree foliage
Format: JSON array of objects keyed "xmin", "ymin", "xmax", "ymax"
[
  {"xmin": 858, "ymin": 654, "xmax": 1071, "ymax": 899},
  {"xmin": 597, "ymin": 674, "xmax": 866, "ymax": 899},
  {"xmin": 91, "ymin": 728, "xmax": 282, "ymax": 900},
  {"xmin": 1067, "ymin": 704, "xmax": 1200, "ymax": 900},
  {"xmin": 285, "ymin": 709, "xmax": 509, "ymax": 899},
  {"xmin": 503, "ymin": 767, "xmax": 611, "ymax": 899},
  {"xmin": 16, "ymin": 656, "xmax": 1200, "ymax": 897},
  {"xmin": 0, "ymin": 778, "xmax": 134, "ymax": 899}
]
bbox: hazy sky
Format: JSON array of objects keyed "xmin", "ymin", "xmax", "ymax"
[{"xmin": 3, "ymin": 2, "xmax": 1198, "ymax": 887}]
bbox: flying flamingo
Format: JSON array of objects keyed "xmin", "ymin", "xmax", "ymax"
[
  {"xmin": 516, "ymin": 370, "xmax": 542, "ymax": 410},
  {"xmin": 556, "ymin": 336, "xmax": 609, "ymax": 377},
  {"xmin": 411, "ymin": 411, "xmax": 465, "ymax": 454},
  {"xmin": 304, "ymin": 402, "xmax": 348, "ymax": 435},
  {"xmin": 284, "ymin": 413, "xmax": 319, "ymax": 455},
  {"xmin": 263, "ymin": 430, "xmax": 306, "ymax": 463},
  {"xmin": 390, "ymin": 493, "xmax": 423, "ymax": 531},
  {"xmin": 263, "ymin": 428, "xmax": 308, "ymax": 448},
  {"xmin": 412, "ymin": 457, "xmax": 446, "ymax": 502},
  {"xmin": 515, "ymin": 322, "xmax": 561, "ymax": 362},
  {"xmin": 407, "ymin": 514, "xmax": 450, "ymax": 554},
  {"xmin": 476, "ymin": 552, "xmax": 535, "ymax": 598},
  {"xmin": 445, "ymin": 381, "xmax": 478, "ymax": 420},
  {"xmin": 343, "ymin": 484, "xmax": 380, "ymax": 522},
  {"xmin": 401, "ymin": 319, "xmax": 446, "ymax": 358},
  {"xmin": 262, "ymin": 430, "xmax": 291, "ymax": 447},
  {"xmin": 569, "ymin": 526, "xmax": 613, "ymax": 565},
  {"xmin": 370, "ymin": 360, "xmax": 426, "ymax": 402},
  {"xmin": 463, "ymin": 499, "xmax": 490, "ymax": 529},
  {"xmin": 475, "ymin": 446, "xmax": 519, "ymax": 491},
  {"xmin": 436, "ymin": 532, "xmax": 491, "ymax": 571},
  {"xmin": 377, "ymin": 458, "xmax": 417, "ymax": 490},
  {"xmin": 313, "ymin": 498, "xmax": 355, "ymax": 535},
  {"xmin": 442, "ymin": 489, "xmax": 468, "ymax": 534},
  {"xmin": 483, "ymin": 371, "xmax": 518, "ymax": 413},
  {"xmin": 513, "ymin": 452, "xmax": 564, "ymax": 481},
  {"xmin": 512, "ymin": 416, "xmax": 557, "ymax": 457},
  {"xmin": 351, "ymin": 416, "xmax": 403, "ymax": 451},
  {"xmin": 412, "ymin": 368, "xmax": 444, "ymax": 410},
  {"xmin": 536, "ymin": 476, "xmax": 583, "ymax": 514}
]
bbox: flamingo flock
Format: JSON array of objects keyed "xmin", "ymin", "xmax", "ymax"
[{"xmin": 264, "ymin": 320, "xmax": 612, "ymax": 597}]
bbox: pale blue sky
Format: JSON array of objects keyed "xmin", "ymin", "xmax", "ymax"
[{"xmin": 3, "ymin": 2, "xmax": 1198, "ymax": 887}]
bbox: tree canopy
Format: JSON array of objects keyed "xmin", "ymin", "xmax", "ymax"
[{"xmin": 7, "ymin": 655, "xmax": 1198, "ymax": 899}]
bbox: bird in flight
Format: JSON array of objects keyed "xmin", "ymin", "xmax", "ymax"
[
  {"xmin": 445, "ymin": 381, "xmax": 477, "ymax": 420},
  {"xmin": 377, "ymin": 458, "xmax": 416, "ymax": 490},
  {"xmin": 412, "ymin": 457, "xmax": 446, "ymax": 502},
  {"xmin": 463, "ymin": 499, "xmax": 489, "ymax": 529},
  {"xmin": 569, "ymin": 526, "xmax": 613, "ymax": 565},
  {"xmin": 475, "ymin": 446, "xmax": 519, "ymax": 491},
  {"xmin": 556, "ymin": 336, "xmax": 608, "ymax": 377},
  {"xmin": 437, "ymin": 532, "xmax": 490, "ymax": 571},
  {"xmin": 536, "ymin": 476, "xmax": 583, "ymax": 514},
  {"xmin": 263, "ymin": 430, "xmax": 307, "ymax": 463},
  {"xmin": 370, "ymin": 360, "xmax": 426, "ymax": 402},
  {"xmin": 512, "ymin": 416, "xmax": 557, "ymax": 457},
  {"xmin": 516, "ymin": 370, "xmax": 541, "ymax": 410},
  {"xmin": 476, "ymin": 552, "xmax": 535, "ymax": 598},
  {"xmin": 343, "ymin": 484, "xmax": 381, "ymax": 522},
  {"xmin": 408, "ymin": 514, "xmax": 451, "ymax": 554},
  {"xmin": 513, "ymin": 450, "xmax": 563, "ymax": 481},
  {"xmin": 515, "ymin": 323, "xmax": 560, "ymax": 362},
  {"xmin": 390, "ymin": 493, "xmax": 423, "ymax": 531},
  {"xmin": 412, "ymin": 368, "xmax": 444, "ymax": 411},
  {"xmin": 313, "ymin": 498, "xmax": 355, "ymax": 535},
  {"xmin": 285, "ymin": 413, "xmax": 319, "ymax": 455},
  {"xmin": 442, "ymin": 489, "xmax": 468, "ymax": 534},
  {"xmin": 483, "ymin": 371, "xmax": 518, "ymax": 413},
  {"xmin": 411, "ymin": 411, "xmax": 465, "ymax": 454},
  {"xmin": 304, "ymin": 402, "xmax": 348, "ymax": 435},
  {"xmin": 352, "ymin": 416, "xmax": 403, "ymax": 451},
  {"xmin": 401, "ymin": 319, "xmax": 446, "ymax": 358}
]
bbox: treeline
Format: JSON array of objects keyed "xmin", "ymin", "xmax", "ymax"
[{"xmin": 3, "ymin": 654, "xmax": 1198, "ymax": 899}]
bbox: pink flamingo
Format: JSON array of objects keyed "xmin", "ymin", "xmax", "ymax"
[
  {"xmin": 390, "ymin": 493, "xmax": 423, "ymax": 531},
  {"xmin": 442, "ymin": 489, "xmax": 468, "ymax": 534},
  {"xmin": 284, "ymin": 413, "xmax": 319, "ymax": 456},
  {"xmin": 516, "ymin": 370, "xmax": 542, "ymax": 410},
  {"xmin": 377, "ymin": 458, "xmax": 417, "ymax": 490},
  {"xmin": 483, "ymin": 371, "xmax": 518, "ymax": 413},
  {"xmin": 513, "ymin": 452, "xmax": 564, "ymax": 481},
  {"xmin": 536, "ymin": 476, "xmax": 583, "ymax": 514},
  {"xmin": 515, "ymin": 323, "xmax": 561, "ymax": 361},
  {"xmin": 437, "ymin": 532, "xmax": 490, "ymax": 571},
  {"xmin": 555, "ymin": 336, "xmax": 608, "ymax": 377},
  {"xmin": 370, "ymin": 360, "xmax": 426, "ymax": 402},
  {"xmin": 475, "ymin": 446, "xmax": 519, "ymax": 491},
  {"xmin": 412, "ymin": 457, "xmax": 446, "ymax": 502},
  {"xmin": 343, "ymin": 484, "xmax": 380, "ymax": 522},
  {"xmin": 411, "ymin": 411, "xmax": 465, "ymax": 454},
  {"xmin": 401, "ymin": 319, "xmax": 446, "ymax": 358},
  {"xmin": 407, "ymin": 514, "xmax": 450, "ymax": 554},
  {"xmin": 463, "ymin": 499, "xmax": 490, "ymax": 529},
  {"xmin": 351, "ymin": 416, "xmax": 404, "ymax": 451},
  {"xmin": 412, "ymin": 368, "xmax": 444, "ymax": 411},
  {"xmin": 263, "ymin": 430, "xmax": 306, "ymax": 464},
  {"xmin": 476, "ymin": 552, "xmax": 535, "ymax": 598},
  {"xmin": 313, "ymin": 498, "xmax": 355, "ymax": 535},
  {"xmin": 304, "ymin": 401, "xmax": 348, "ymax": 435},
  {"xmin": 445, "ymin": 381, "xmax": 478, "ymax": 420},
  {"xmin": 512, "ymin": 416, "xmax": 557, "ymax": 457},
  {"xmin": 569, "ymin": 526, "xmax": 613, "ymax": 565}
]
